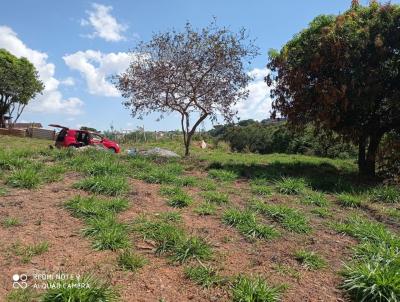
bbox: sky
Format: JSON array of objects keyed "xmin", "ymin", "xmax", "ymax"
[{"xmin": 1, "ymin": 0, "xmax": 394, "ymax": 132}]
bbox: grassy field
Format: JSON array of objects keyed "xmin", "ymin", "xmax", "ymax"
[{"xmin": 0, "ymin": 135, "xmax": 399, "ymax": 302}]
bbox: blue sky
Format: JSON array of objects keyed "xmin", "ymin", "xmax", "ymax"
[{"xmin": 1, "ymin": 0, "xmax": 393, "ymax": 131}]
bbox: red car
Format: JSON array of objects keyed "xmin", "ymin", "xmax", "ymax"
[{"xmin": 49, "ymin": 124, "xmax": 121, "ymax": 153}]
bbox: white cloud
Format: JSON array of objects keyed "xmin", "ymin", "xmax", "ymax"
[
  {"xmin": 235, "ymin": 68, "xmax": 272, "ymax": 120},
  {"xmin": 81, "ymin": 3, "xmax": 127, "ymax": 42},
  {"xmin": 60, "ymin": 77, "xmax": 75, "ymax": 86},
  {"xmin": 63, "ymin": 50, "xmax": 131, "ymax": 97},
  {"xmin": 0, "ymin": 26, "xmax": 83, "ymax": 116}
]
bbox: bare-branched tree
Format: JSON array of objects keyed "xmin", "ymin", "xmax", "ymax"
[{"xmin": 115, "ymin": 20, "xmax": 258, "ymax": 155}]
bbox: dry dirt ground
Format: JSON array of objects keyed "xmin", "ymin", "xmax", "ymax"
[{"xmin": 1, "ymin": 171, "xmax": 362, "ymax": 302}]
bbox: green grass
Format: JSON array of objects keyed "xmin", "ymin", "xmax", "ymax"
[
  {"xmin": 6, "ymin": 166, "xmax": 41, "ymax": 189},
  {"xmin": 2, "ymin": 217, "xmax": 21, "ymax": 228},
  {"xmin": 159, "ymin": 186, "xmax": 184, "ymax": 197},
  {"xmin": 83, "ymin": 215, "xmax": 130, "ymax": 250},
  {"xmin": 0, "ymin": 186, "xmax": 8, "ymax": 196},
  {"xmin": 42, "ymin": 164, "xmax": 66, "ymax": 183},
  {"xmin": 250, "ymin": 184, "xmax": 272, "ymax": 196},
  {"xmin": 166, "ymin": 191, "xmax": 193, "ymax": 208},
  {"xmin": 6, "ymin": 288, "xmax": 40, "ymax": 302},
  {"xmin": 12, "ymin": 241, "xmax": 49, "ymax": 263},
  {"xmin": 196, "ymin": 178, "xmax": 217, "ymax": 191},
  {"xmin": 74, "ymin": 175, "xmax": 129, "ymax": 196},
  {"xmin": 294, "ymin": 250, "xmax": 327, "ymax": 270},
  {"xmin": 64, "ymin": 195, "xmax": 129, "ymax": 219},
  {"xmin": 223, "ymin": 208, "xmax": 280, "ymax": 240},
  {"xmin": 251, "ymin": 200, "xmax": 311, "ymax": 233},
  {"xmin": 274, "ymin": 177, "xmax": 308, "ymax": 195},
  {"xmin": 337, "ymin": 193, "xmax": 363, "ymax": 208},
  {"xmin": 158, "ymin": 211, "xmax": 182, "ymax": 222},
  {"xmin": 231, "ymin": 275, "xmax": 281, "ymax": 302},
  {"xmin": 132, "ymin": 215, "xmax": 212, "ymax": 263},
  {"xmin": 208, "ymin": 169, "xmax": 238, "ymax": 181},
  {"xmin": 202, "ymin": 191, "xmax": 229, "ymax": 204},
  {"xmin": 311, "ymin": 207, "xmax": 332, "ymax": 218},
  {"xmin": 300, "ymin": 191, "xmax": 329, "ymax": 207},
  {"xmin": 195, "ymin": 202, "xmax": 217, "ymax": 216},
  {"xmin": 184, "ymin": 265, "xmax": 224, "ymax": 288},
  {"xmin": 117, "ymin": 249, "xmax": 148, "ymax": 272},
  {"xmin": 41, "ymin": 274, "xmax": 118, "ymax": 302},
  {"xmin": 369, "ymin": 185, "xmax": 400, "ymax": 203}
]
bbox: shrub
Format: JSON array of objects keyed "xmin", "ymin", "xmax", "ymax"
[
  {"xmin": 231, "ymin": 275, "xmax": 281, "ymax": 302},
  {"xmin": 42, "ymin": 274, "xmax": 118, "ymax": 302},
  {"xmin": 294, "ymin": 250, "xmax": 327, "ymax": 270}
]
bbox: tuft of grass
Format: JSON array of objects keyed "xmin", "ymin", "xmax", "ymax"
[
  {"xmin": 159, "ymin": 186, "xmax": 183, "ymax": 197},
  {"xmin": 231, "ymin": 275, "xmax": 281, "ymax": 302},
  {"xmin": 311, "ymin": 207, "xmax": 332, "ymax": 218},
  {"xmin": 158, "ymin": 211, "xmax": 182, "ymax": 222},
  {"xmin": 251, "ymin": 200, "xmax": 311, "ymax": 234},
  {"xmin": 117, "ymin": 249, "xmax": 148, "ymax": 272},
  {"xmin": 208, "ymin": 169, "xmax": 238, "ymax": 182},
  {"xmin": 184, "ymin": 265, "xmax": 224, "ymax": 288},
  {"xmin": 223, "ymin": 208, "xmax": 280, "ymax": 240},
  {"xmin": 13, "ymin": 241, "xmax": 49, "ymax": 263},
  {"xmin": 294, "ymin": 250, "xmax": 327, "ymax": 270},
  {"xmin": 0, "ymin": 187, "xmax": 8, "ymax": 196},
  {"xmin": 167, "ymin": 192, "xmax": 192, "ymax": 208},
  {"xmin": 300, "ymin": 191, "xmax": 328, "ymax": 207},
  {"xmin": 6, "ymin": 166, "xmax": 41, "ymax": 189},
  {"xmin": 251, "ymin": 184, "xmax": 272, "ymax": 196},
  {"xmin": 369, "ymin": 185, "xmax": 400, "ymax": 204},
  {"xmin": 74, "ymin": 175, "xmax": 129, "ymax": 196},
  {"xmin": 42, "ymin": 274, "xmax": 118, "ymax": 302},
  {"xmin": 83, "ymin": 215, "xmax": 130, "ymax": 251},
  {"xmin": 65, "ymin": 195, "xmax": 129, "ymax": 219},
  {"xmin": 132, "ymin": 216, "xmax": 212, "ymax": 263},
  {"xmin": 202, "ymin": 191, "xmax": 229, "ymax": 204},
  {"xmin": 195, "ymin": 202, "xmax": 216, "ymax": 216},
  {"xmin": 2, "ymin": 217, "xmax": 21, "ymax": 228},
  {"xmin": 274, "ymin": 177, "xmax": 308, "ymax": 195},
  {"xmin": 337, "ymin": 193, "xmax": 363, "ymax": 208},
  {"xmin": 6, "ymin": 288, "xmax": 40, "ymax": 302},
  {"xmin": 42, "ymin": 164, "xmax": 66, "ymax": 183},
  {"xmin": 196, "ymin": 178, "xmax": 217, "ymax": 191}
]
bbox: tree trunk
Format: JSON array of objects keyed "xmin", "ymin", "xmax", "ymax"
[
  {"xmin": 358, "ymin": 133, "xmax": 383, "ymax": 177},
  {"xmin": 183, "ymin": 132, "xmax": 192, "ymax": 156}
]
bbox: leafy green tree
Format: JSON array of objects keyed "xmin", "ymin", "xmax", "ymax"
[
  {"xmin": 0, "ymin": 49, "xmax": 44, "ymax": 128},
  {"xmin": 267, "ymin": 2, "xmax": 400, "ymax": 176}
]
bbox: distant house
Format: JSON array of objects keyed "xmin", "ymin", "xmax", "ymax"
[{"xmin": 12, "ymin": 123, "xmax": 43, "ymax": 129}]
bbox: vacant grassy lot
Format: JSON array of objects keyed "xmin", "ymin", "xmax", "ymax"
[{"xmin": 0, "ymin": 135, "xmax": 399, "ymax": 301}]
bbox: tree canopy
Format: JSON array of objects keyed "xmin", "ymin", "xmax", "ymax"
[
  {"xmin": 0, "ymin": 49, "xmax": 44, "ymax": 127},
  {"xmin": 115, "ymin": 20, "xmax": 258, "ymax": 155},
  {"xmin": 267, "ymin": 2, "xmax": 400, "ymax": 176}
]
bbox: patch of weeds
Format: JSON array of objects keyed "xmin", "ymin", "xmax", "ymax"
[
  {"xmin": 74, "ymin": 175, "xmax": 129, "ymax": 196},
  {"xmin": 231, "ymin": 275, "xmax": 281, "ymax": 302},
  {"xmin": 251, "ymin": 184, "xmax": 272, "ymax": 196},
  {"xmin": 337, "ymin": 193, "xmax": 363, "ymax": 208},
  {"xmin": 83, "ymin": 158, "xmax": 126, "ymax": 176},
  {"xmin": 223, "ymin": 208, "xmax": 280, "ymax": 240},
  {"xmin": 12, "ymin": 241, "xmax": 49, "ymax": 263},
  {"xmin": 42, "ymin": 164, "xmax": 66, "ymax": 183},
  {"xmin": 6, "ymin": 287, "xmax": 40, "ymax": 302},
  {"xmin": 0, "ymin": 187, "xmax": 8, "ymax": 196},
  {"xmin": 166, "ymin": 191, "xmax": 193, "ymax": 208},
  {"xmin": 117, "ymin": 249, "xmax": 148, "ymax": 272},
  {"xmin": 173, "ymin": 176, "xmax": 197, "ymax": 187},
  {"xmin": 294, "ymin": 250, "xmax": 327, "ymax": 270},
  {"xmin": 202, "ymin": 191, "xmax": 229, "ymax": 204},
  {"xmin": 274, "ymin": 177, "xmax": 308, "ymax": 195},
  {"xmin": 42, "ymin": 274, "xmax": 118, "ymax": 302},
  {"xmin": 274, "ymin": 263, "xmax": 300, "ymax": 281},
  {"xmin": 195, "ymin": 202, "xmax": 216, "ymax": 216},
  {"xmin": 83, "ymin": 215, "xmax": 130, "ymax": 251},
  {"xmin": 132, "ymin": 216, "xmax": 212, "ymax": 263},
  {"xmin": 300, "ymin": 191, "xmax": 328, "ymax": 207},
  {"xmin": 184, "ymin": 265, "xmax": 224, "ymax": 288},
  {"xmin": 311, "ymin": 207, "xmax": 332, "ymax": 218},
  {"xmin": 159, "ymin": 186, "xmax": 183, "ymax": 197},
  {"xmin": 369, "ymin": 185, "xmax": 400, "ymax": 204},
  {"xmin": 196, "ymin": 178, "xmax": 217, "ymax": 191},
  {"xmin": 251, "ymin": 200, "xmax": 311, "ymax": 234},
  {"xmin": 2, "ymin": 217, "xmax": 21, "ymax": 228},
  {"xmin": 208, "ymin": 169, "xmax": 238, "ymax": 182},
  {"xmin": 65, "ymin": 195, "xmax": 129, "ymax": 219},
  {"xmin": 6, "ymin": 166, "xmax": 41, "ymax": 189},
  {"xmin": 383, "ymin": 208, "xmax": 400, "ymax": 221},
  {"xmin": 158, "ymin": 211, "xmax": 182, "ymax": 222}
]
